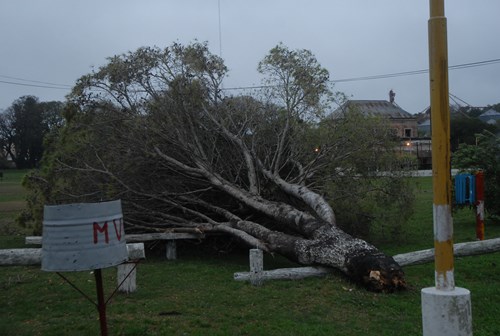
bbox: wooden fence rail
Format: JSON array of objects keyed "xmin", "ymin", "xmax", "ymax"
[
  {"xmin": 0, "ymin": 243, "xmax": 145, "ymax": 294},
  {"xmin": 235, "ymin": 238, "xmax": 500, "ymax": 284}
]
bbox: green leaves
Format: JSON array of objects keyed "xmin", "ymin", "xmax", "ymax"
[{"xmin": 258, "ymin": 43, "xmax": 332, "ymax": 120}]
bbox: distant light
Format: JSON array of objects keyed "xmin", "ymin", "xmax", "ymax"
[
  {"xmin": 406, "ymin": 142, "xmax": 411, "ymax": 147},
  {"xmin": 314, "ymin": 147, "xmax": 320, "ymax": 153}
]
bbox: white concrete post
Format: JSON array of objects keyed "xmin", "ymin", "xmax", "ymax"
[
  {"xmin": 117, "ymin": 263, "xmax": 137, "ymax": 294},
  {"xmin": 422, "ymin": 288, "xmax": 472, "ymax": 336},
  {"xmin": 166, "ymin": 240, "xmax": 177, "ymax": 260},
  {"xmin": 249, "ymin": 249, "xmax": 263, "ymax": 286}
]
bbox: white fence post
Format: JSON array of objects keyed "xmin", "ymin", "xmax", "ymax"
[
  {"xmin": 249, "ymin": 249, "xmax": 263, "ymax": 286},
  {"xmin": 117, "ymin": 263, "xmax": 137, "ymax": 294},
  {"xmin": 166, "ymin": 240, "xmax": 177, "ymax": 260}
]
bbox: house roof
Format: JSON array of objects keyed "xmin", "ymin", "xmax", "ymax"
[
  {"xmin": 418, "ymin": 119, "xmax": 431, "ymax": 126},
  {"xmin": 480, "ymin": 109, "xmax": 500, "ymax": 117},
  {"xmin": 333, "ymin": 100, "xmax": 414, "ymax": 119}
]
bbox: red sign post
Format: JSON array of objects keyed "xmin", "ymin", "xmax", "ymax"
[{"xmin": 475, "ymin": 171, "xmax": 485, "ymax": 240}]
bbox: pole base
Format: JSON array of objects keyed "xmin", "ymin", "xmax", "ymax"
[{"xmin": 421, "ymin": 287, "xmax": 472, "ymax": 336}]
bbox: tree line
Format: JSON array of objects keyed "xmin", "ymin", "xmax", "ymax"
[{"xmin": 0, "ymin": 96, "xmax": 64, "ymax": 169}]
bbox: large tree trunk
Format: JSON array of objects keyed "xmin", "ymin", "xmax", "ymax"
[{"xmin": 231, "ymin": 220, "xmax": 405, "ymax": 292}]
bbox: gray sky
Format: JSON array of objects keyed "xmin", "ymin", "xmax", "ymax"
[{"xmin": 1, "ymin": 0, "xmax": 499, "ymax": 114}]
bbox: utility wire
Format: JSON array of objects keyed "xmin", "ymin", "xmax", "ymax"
[
  {"xmin": 0, "ymin": 74, "xmax": 72, "ymax": 88},
  {"xmin": 223, "ymin": 57, "xmax": 500, "ymax": 91},
  {"xmin": 333, "ymin": 58, "xmax": 500, "ymax": 83},
  {"xmin": 449, "ymin": 93, "xmax": 474, "ymax": 108},
  {"xmin": 1, "ymin": 57, "xmax": 499, "ymax": 92},
  {"xmin": 0, "ymin": 79, "xmax": 70, "ymax": 90}
]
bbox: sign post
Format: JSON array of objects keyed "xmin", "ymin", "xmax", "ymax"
[
  {"xmin": 421, "ymin": 1, "xmax": 472, "ymax": 335},
  {"xmin": 475, "ymin": 171, "xmax": 485, "ymax": 240},
  {"xmin": 42, "ymin": 200, "xmax": 128, "ymax": 336}
]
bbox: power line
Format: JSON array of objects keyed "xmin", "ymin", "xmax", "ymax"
[
  {"xmin": 0, "ymin": 74, "xmax": 72, "ymax": 88},
  {"xmin": 1, "ymin": 57, "xmax": 499, "ymax": 92},
  {"xmin": 449, "ymin": 93, "xmax": 474, "ymax": 107},
  {"xmin": 333, "ymin": 58, "xmax": 500, "ymax": 83},
  {"xmin": 223, "ymin": 57, "xmax": 500, "ymax": 91},
  {"xmin": 0, "ymin": 79, "xmax": 71, "ymax": 90}
]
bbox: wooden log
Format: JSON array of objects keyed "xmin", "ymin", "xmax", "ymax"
[
  {"xmin": 234, "ymin": 266, "xmax": 333, "ymax": 282},
  {"xmin": 0, "ymin": 248, "xmax": 42, "ymax": 266},
  {"xmin": 393, "ymin": 237, "xmax": 500, "ymax": 267},
  {"xmin": 125, "ymin": 232, "xmax": 204, "ymax": 242},
  {"xmin": 1, "ymin": 243, "xmax": 145, "ymax": 266},
  {"xmin": 2, "ymin": 243, "xmax": 145, "ymax": 293},
  {"xmin": 26, "ymin": 233, "xmax": 204, "ymax": 245},
  {"xmin": 25, "ymin": 236, "xmax": 42, "ymax": 245}
]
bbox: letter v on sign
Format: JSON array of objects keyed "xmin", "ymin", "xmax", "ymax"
[{"xmin": 113, "ymin": 218, "xmax": 123, "ymax": 241}]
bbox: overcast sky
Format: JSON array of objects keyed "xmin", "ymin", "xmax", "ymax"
[{"xmin": 1, "ymin": 0, "xmax": 499, "ymax": 114}]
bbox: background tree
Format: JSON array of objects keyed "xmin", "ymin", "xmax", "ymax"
[
  {"xmin": 0, "ymin": 96, "xmax": 64, "ymax": 169},
  {"xmin": 452, "ymin": 131, "xmax": 500, "ymax": 220},
  {"xmin": 450, "ymin": 116, "xmax": 497, "ymax": 152},
  {"xmin": 454, "ymin": 105, "xmax": 484, "ymax": 119},
  {"xmin": 315, "ymin": 111, "xmax": 415, "ymax": 240},
  {"xmin": 23, "ymin": 42, "xmax": 412, "ymax": 291}
]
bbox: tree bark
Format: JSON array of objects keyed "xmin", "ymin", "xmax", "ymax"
[
  {"xmin": 233, "ymin": 220, "xmax": 406, "ymax": 292},
  {"xmin": 235, "ymin": 266, "xmax": 332, "ymax": 282}
]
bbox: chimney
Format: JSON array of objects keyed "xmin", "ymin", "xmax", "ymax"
[{"xmin": 389, "ymin": 90, "xmax": 396, "ymax": 103}]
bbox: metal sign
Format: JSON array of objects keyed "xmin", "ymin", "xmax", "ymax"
[{"xmin": 42, "ymin": 200, "xmax": 128, "ymax": 272}]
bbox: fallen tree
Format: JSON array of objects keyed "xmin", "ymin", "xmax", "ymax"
[{"xmin": 22, "ymin": 42, "xmax": 414, "ymax": 292}]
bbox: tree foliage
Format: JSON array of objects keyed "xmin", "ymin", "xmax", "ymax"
[
  {"xmin": 0, "ymin": 96, "xmax": 64, "ymax": 169},
  {"xmin": 450, "ymin": 116, "xmax": 497, "ymax": 152},
  {"xmin": 315, "ymin": 111, "xmax": 415, "ymax": 239},
  {"xmin": 22, "ymin": 42, "xmax": 412, "ymax": 291}
]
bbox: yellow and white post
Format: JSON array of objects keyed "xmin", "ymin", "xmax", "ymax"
[{"xmin": 421, "ymin": 1, "xmax": 472, "ymax": 335}]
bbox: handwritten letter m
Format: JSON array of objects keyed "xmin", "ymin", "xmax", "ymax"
[{"xmin": 93, "ymin": 222, "xmax": 109, "ymax": 244}]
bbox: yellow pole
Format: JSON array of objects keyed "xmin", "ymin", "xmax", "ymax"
[
  {"xmin": 429, "ymin": 0, "xmax": 454, "ymax": 290},
  {"xmin": 422, "ymin": 3, "xmax": 472, "ymax": 334}
]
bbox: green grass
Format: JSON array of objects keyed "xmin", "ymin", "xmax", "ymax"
[
  {"xmin": 0, "ymin": 170, "xmax": 30, "ymax": 236},
  {"xmin": 1, "ymin": 174, "xmax": 500, "ymax": 335}
]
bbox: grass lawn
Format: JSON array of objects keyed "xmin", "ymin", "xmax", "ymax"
[
  {"xmin": 1, "ymin": 173, "xmax": 500, "ymax": 335},
  {"xmin": 0, "ymin": 169, "xmax": 29, "ymax": 236}
]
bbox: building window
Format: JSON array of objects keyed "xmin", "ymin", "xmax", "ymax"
[{"xmin": 404, "ymin": 128, "xmax": 412, "ymax": 137}]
